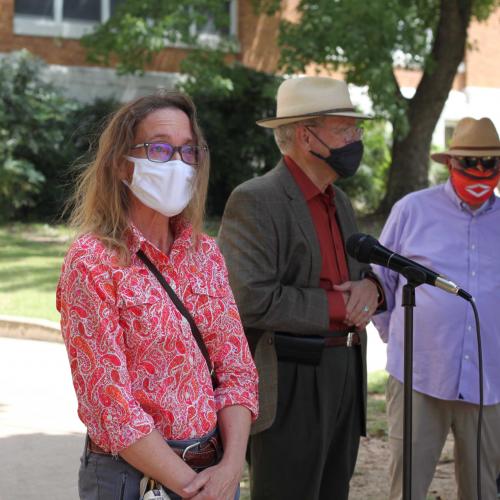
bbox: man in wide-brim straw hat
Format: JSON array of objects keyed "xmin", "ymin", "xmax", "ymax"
[
  {"xmin": 372, "ymin": 116, "xmax": 500, "ymax": 500},
  {"xmin": 218, "ymin": 75, "xmax": 385, "ymax": 500}
]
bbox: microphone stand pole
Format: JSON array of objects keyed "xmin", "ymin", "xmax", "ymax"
[{"xmin": 401, "ymin": 267, "xmax": 426, "ymax": 500}]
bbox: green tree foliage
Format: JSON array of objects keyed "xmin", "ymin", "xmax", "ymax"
[
  {"xmin": 0, "ymin": 50, "xmax": 119, "ymax": 222},
  {"xmin": 180, "ymin": 52, "xmax": 281, "ymax": 215},
  {"xmin": 39, "ymin": 97, "xmax": 120, "ymax": 220},
  {"xmin": 0, "ymin": 50, "xmax": 76, "ymax": 221},
  {"xmin": 255, "ymin": 0, "xmax": 436, "ymax": 131},
  {"xmin": 253, "ymin": 0, "xmax": 499, "ymax": 213},
  {"xmin": 337, "ymin": 120, "xmax": 391, "ymax": 214},
  {"xmin": 81, "ymin": 0, "xmax": 236, "ymax": 74}
]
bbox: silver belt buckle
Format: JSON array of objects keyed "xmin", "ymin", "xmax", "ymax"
[
  {"xmin": 346, "ymin": 332, "xmax": 354, "ymax": 347},
  {"xmin": 182, "ymin": 441, "xmax": 201, "ymax": 461}
]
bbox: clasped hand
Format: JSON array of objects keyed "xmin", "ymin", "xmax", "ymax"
[
  {"xmin": 180, "ymin": 460, "xmax": 241, "ymax": 500},
  {"xmin": 334, "ymin": 278, "xmax": 378, "ymax": 329}
]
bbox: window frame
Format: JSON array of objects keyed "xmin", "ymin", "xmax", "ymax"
[{"xmin": 13, "ymin": 0, "xmax": 238, "ymax": 42}]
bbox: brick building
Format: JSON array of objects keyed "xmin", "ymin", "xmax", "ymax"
[
  {"xmin": 0, "ymin": 0, "xmax": 287, "ymax": 101},
  {"xmin": 1, "ymin": 0, "xmax": 499, "ymax": 147}
]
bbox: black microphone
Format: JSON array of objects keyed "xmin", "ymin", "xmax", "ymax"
[{"xmin": 346, "ymin": 233, "xmax": 472, "ymax": 300}]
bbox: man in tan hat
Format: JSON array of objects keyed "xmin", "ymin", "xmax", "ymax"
[
  {"xmin": 218, "ymin": 76, "xmax": 384, "ymax": 499},
  {"xmin": 372, "ymin": 116, "xmax": 500, "ymax": 499}
]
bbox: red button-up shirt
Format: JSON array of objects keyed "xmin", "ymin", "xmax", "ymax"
[
  {"xmin": 285, "ymin": 156, "xmax": 349, "ymax": 330},
  {"xmin": 56, "ymin": 219, "xmax": 259, "ymax": 454}
]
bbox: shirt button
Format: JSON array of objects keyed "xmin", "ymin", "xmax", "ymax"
[
  {"xmin": 471, "ymin": 271, "xmax": 476, "ymax": 277},
  {"xmin": 471, "ymin": 244, "xmax": 476, "ymax": 250},
  {"xmin": 464, "ymin": 355, "xmax": 470, "ymax": 360},
  {"xmin": 468, "ymin": 325, "xmax": 472, "ymax": 331}
]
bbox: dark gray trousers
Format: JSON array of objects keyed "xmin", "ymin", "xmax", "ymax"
[
  {"xmin": 248, "ymin": 345, "xmax": 363, "ymax": 500},
  {"xmin": 79, "ymin": 452, "xmax": 143, "ymax": 500}
]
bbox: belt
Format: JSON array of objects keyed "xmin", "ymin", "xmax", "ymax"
[
  {"xmin": 87, "ymin": 434, "xmax": 222, "ymax": 470},
  {"xmin": 324, "ymin": 331, "xmax": 361, "ymax": 347}
]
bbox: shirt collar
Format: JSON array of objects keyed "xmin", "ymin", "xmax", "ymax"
[
  {"xmin": 284, "ymin": 155, "xmax": 323, "ymax": 201},
  {"xmin": 126, "ymin": 217, "xmax": 193, "ymax": 257},
  {"xmin": 126, "ymin": 223, "xmax": 147, "ymax": 255},
  {"xmin": 444, "ymin": 178, "xmax": 497, "ymax": 215}
]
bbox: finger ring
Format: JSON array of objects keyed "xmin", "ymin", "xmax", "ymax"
[{"xmin": 363, "ymin": 305, "xmax": 369, "ymax": 313}]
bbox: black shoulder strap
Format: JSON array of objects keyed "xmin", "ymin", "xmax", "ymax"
[{"xmin": 136, "ymin": 249, "xmax": 217, "ymax": 387}]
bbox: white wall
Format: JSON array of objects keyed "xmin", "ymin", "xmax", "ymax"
[
  {"xmin": 41, "ymin": 64, "xmax": 181, "ymax": 103},
  {"xmin": 433, "ymin": 87, "xmax": 500, "ymax": 148}
]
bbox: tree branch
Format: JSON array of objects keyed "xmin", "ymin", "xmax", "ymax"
[{"xmin": 409, "ymin": 0, "xmax": 472, "ymax": 130}]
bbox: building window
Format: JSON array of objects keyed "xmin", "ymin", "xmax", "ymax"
[
  {"xmin": 110, "ymin": 0, "xmax": 122, "ymax": 16},
  {"xmin": 197, "ymin": 1, "xmax": 234, "ymax": 37},
  {"xmin": 13, "ymin": 0, "xmax": 237, "ymax": 41},
  {"xmin": 63, "ymin": 0, "xmax": 101, "ymax": 22},
  {"xmin": 14, "ymin": 0, "xmax": 123, "ymax": 38},
  {"xmin": 188, "ymin": 1, "xmax": 238, "ymax": 49},
  {"xmin": 15, "ymin": 0, "xmax": 54, "ymax": 17}
]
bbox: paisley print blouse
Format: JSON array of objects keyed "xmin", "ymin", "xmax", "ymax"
[{"xmin": 56, "ymin": 220, "xmax": 258, "ymax": 454}]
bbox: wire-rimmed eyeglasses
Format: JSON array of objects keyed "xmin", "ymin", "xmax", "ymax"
[{"xmin": 131, "ymin": 142, "xmax": 208, "ymax": 165}]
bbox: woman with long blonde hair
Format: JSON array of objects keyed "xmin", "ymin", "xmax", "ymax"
[{"xmin": 57, "ymin": 91, "xmax": 258, "ymax": 500}]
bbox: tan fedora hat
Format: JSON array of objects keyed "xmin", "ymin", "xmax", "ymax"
[
  {"xmin": 256, "ymin": 76, "xmax": 371, "ymax": 129},
  {"xmin": 431, "ymin": 117, "xmax": 500, "ymax": 164}
]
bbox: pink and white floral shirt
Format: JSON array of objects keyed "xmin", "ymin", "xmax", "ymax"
[{"xmin": 56, "ymin": 220, "xmax": 258, "ymax": 454}]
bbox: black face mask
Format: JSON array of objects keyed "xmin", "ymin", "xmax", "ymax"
[{"xmin": 307, "ymin": 127, "xmax": 364, "ymax": 178}]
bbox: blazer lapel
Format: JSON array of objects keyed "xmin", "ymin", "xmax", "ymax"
[{"xmin": 275, "ymin": 161, "xmax": 322, "ymax": 283}]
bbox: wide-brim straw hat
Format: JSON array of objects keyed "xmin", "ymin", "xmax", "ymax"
[
  {"xmin": 257, "ymin": 76, "xmax": 372, "ymax": 129},
  {"xmin": 431, "ymin": 117, "xmax": 500, "ymax": 164}
]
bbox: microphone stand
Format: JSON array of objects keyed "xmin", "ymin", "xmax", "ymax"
[{"xmin": 401, "ymin": 267, "xmax": 427, "ymax": 500}]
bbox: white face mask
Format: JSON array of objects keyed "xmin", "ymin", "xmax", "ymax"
[{"xmin": 125, "ymin": 156, "xmax": 196, "ymax": 217}]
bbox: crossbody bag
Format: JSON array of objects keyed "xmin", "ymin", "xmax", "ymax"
[
  {"xmin": 136, "ymin": 249, "xmax": 222, "ymax": 499},
  {"xmin": 136, "ymin": 249, "xmax": 219, "ymax": 389}
]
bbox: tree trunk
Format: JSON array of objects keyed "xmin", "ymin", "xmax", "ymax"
[{"xmin": 379, "ymin": 0, "xmax": 472, "ymax": 215}]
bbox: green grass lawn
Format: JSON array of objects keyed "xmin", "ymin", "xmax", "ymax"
[
  {"xmin": 366, "ymin": 370, "xmax": 389, "ymax": 439},
  {"xmin": 0, "ymin": 221, "xmax": 221, "ymax": 323},
  {"xmin": 0, "ymin": 223, "xmax": 71, "ymax": 322}
]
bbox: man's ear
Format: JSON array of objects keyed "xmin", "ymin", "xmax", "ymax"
[
  {"xmin": 295, "ymin": 125, "xmax": 311, "ymax": 149},
  {"xmin": 445, "ymin": 156, "xmax": 454, "ymax": 174}
]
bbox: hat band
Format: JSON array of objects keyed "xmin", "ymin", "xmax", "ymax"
[
  {"xmin": 450, "ymin": 145, "xmax": 500, "ymax": 151},
  {"xmin": 306, "ymin": 107, "xmax": 356, "ymax": 115},
  {"xmin": 260, "ymin": 107, "xmax": 357, "ymax": 122}
]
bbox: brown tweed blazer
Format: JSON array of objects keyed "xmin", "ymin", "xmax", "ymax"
[{"xmin": 218, "ymin": 160, "xmax": 371, "ymax": 434}]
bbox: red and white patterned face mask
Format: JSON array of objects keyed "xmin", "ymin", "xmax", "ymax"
[{"xmin": 449, "ymin": 167, "xmax": 500, "ymax": 205}]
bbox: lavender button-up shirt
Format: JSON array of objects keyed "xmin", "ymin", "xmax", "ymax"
[{"xmin": 372, "ymin": 180, "xmax": 500, "ymax": 405}]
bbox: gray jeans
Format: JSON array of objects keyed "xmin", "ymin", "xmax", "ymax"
[{"xmin": 78, "ymin": 432, "xmax": 241, "ymax": 500}]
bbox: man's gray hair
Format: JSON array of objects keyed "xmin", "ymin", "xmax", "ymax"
[{"xmin": 273, "ymin": 117, "xmax": 324, "ymax": 154}]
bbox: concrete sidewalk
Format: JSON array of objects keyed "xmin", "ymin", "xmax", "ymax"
[
  {"xmin": 0, "ymin": 323, "xmax": 387, "ymax": 499},
  {"xmin": 0, "ymin": 336, "xmax": 85, "ymax": 499}
]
